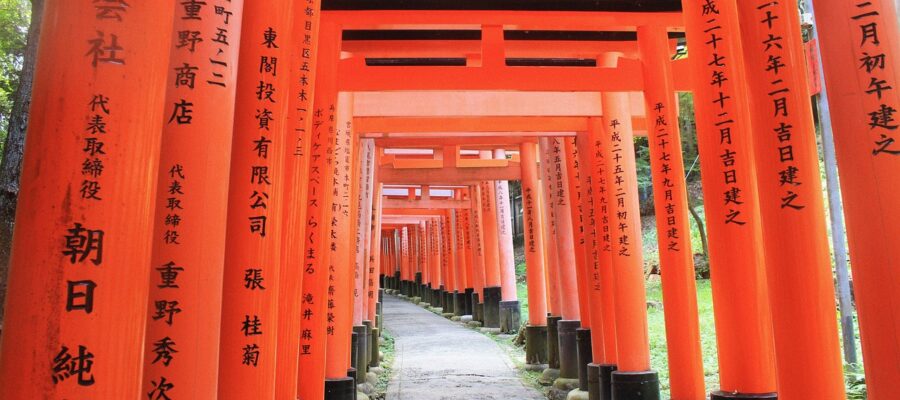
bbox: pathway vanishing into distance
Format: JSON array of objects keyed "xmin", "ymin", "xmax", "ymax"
[{"xmin": 383, "ymin": 295, "xmax": 545, "ymax": 400}]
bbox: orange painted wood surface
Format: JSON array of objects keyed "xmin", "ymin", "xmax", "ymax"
[
  {"xmin": 0, "ymin": 2, "xmax": 174, "ymax": 398},
  {"xmin": 142, "ymin": 2, "xmax": 242, "ymax": 399},
  {"xmin": 637, "ymin": 25, "xmax": 705, "ymax": 399},
  {"xmin": 599, "ymin": 89, "xmax": 651, "ymax": 372},
  {"xmin": 682, "ymin": 0, "xmax": 778, "ymax": 393},
  {"xmin": 737, "ymin": 3, "xmax": 846, "ymax": 399},
  {"xmin": 811, "ymin": 1, "xmax": 900, "ymax": 397}
]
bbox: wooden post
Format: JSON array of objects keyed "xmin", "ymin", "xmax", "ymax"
[
  {"xmin": 354, "ymin": 141, "xmax": 375, "ymax": 326},
  {"xmin": 575, "ymin": 129, "xmax": 610, "ymax": 364},
  {"xmin": 563, "ymin": 138, "xmax": 594, "ymax": 328},
  {"xmin": 142, "ymin": 2, "xmax": 243, "ymax": 399},
  {"xmin": 453, "ymin": 206, "xmax": 468, "ymax": 298},
  {"xmin": 519, "ymin": 143, "xmax": 549, "ymax": 325},
  {"xmin": 0, "ymin": 2, "xmax": 174, "ymax": 398},
  {"xmin": 469, "ymin": 185, "xmax": 487, "ymax": 303},
  {"xmin": 586, "ymin": 119, "xmax": 619, "ymax": 365},
  {"xmin": 276, "ymin": 1, "xmax": 322, "ymax": 398},
  {"xmin": 810, "ymin": 0, "xmax": 900, "ymax": 396},
  {"xmin": 539, "ymin": 138, "xmax": 563, "ymax": 319},
  {"xmin": 479, "ymin": 152, "xmax": 502, "ymax": 289},
  {"xmin": 494, "ymin": 149, "xmax": 519, "ymax": 302},
  {"xmin": 324, "ymin": 91, "xmax": 358, "ymax": 384},
  {"xmin": 367, "ymin": 182, "xmax": 384, "ymax": 322},
  {"xmin": 545, "ymin": 138, "xmax": 580, "ymax": 322},
  {"xmin": 430, "ymin": 217, "xmax": 443, "ymax": 294},
  {"xmin": 637, "ymin": 25, "xmax": 706, "ymax": 399},
  {"xmin": 297, "ymin": 21, "xmax": 341, "ymax": 400},
  {"xmin": 599, "ymin": 88, "xmax": 654, "ymax": 386},
  {"xmin": 736, "ymin": 3, "xmax": 847, "ymax": 399},
  {"xmin": 682, "ymin": 1, "xmax": 778, "ymax": 396},
  {"xmin": 217, "ymin": 1, "xmax": 293, "ymax": 398}
]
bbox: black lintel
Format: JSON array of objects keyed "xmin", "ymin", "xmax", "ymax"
[
  {"xmin": 324, "ymin": 0, "xmax": 682, "ymax": 12},
  {"xmin": 506, "ymin": 58, "xmax": 597, "ymax": 67},
  {"xmin": 365, "ymin": 58, "xmax": 468, "ymax": 66},
  {"xmin": 343, "ymin": 30, "xmax": 686, "ymax": 42},
  {"xmin": 364, "ymin": 58, "xmax": 602, "ymax": 67}
]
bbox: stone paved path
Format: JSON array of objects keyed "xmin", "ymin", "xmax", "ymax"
[{"xmin": 383, "ymin": 295, "xmax": 545, "ymax": 400}]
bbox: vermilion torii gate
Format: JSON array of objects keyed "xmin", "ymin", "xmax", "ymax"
[{"xmin": 0, "ymin": 1, "xmax": 897, "ymax": 400}]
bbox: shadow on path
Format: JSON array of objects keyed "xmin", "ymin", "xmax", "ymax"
[{"xmin": 383, "ymin": 295, "xmax": 545, "ymax": 400}]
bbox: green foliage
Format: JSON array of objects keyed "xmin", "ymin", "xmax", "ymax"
[
  {"xmin": 0, "ymin": 0, "xmax": 31, "ymax": 147},
  {"xmin": 634, "ymin": 92, "xmax": 702, "ymax": 212},
  {"xmin": 844, "ymin": 365, "xmax": 867, "ymax": 400},
  {"xmin": 371, "ymin": 329, "xmax": 396, "ymax": 399},
  {"xmin": 678, "ymin": 92, "xmax": 701, "ymax": 181},
  {"xmin": 645, "ymin": 279, "xmax": 720, "ymax": 399}
]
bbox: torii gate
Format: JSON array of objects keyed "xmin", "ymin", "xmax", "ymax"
[{"xmin": 0, "ymin": 2, "xmax": 897, "ymax": 400}]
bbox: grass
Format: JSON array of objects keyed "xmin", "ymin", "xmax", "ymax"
[
  {"xmin": 645, "ymin": 278, "xmax": 719, "ymax": 399},
  {"xmin": 370, "ymin": 329, "xmax": 396, "ymax": 400},
  {"xmin": 513, "ymin": 241, "xmax": 866, "ymax": 399}
]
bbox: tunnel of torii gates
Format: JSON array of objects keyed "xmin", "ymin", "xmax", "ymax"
[{"xmin": 0, "ymin": 1, "xmax": 897, "ymax": 400}]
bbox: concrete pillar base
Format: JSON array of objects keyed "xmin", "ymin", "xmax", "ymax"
[
  {"xmin": 586, "ymin": 364, "xmax": 601, "ymax": 400},
  {"xmin": 453, "ymin": 291, "xmax": 465, "ymax": 316},
  {"xmin": 444, "ymin": 291, "xmax": 455, "ymax": 313},
  {"xmin": 709, "ymin": 392, "xmax": 778, "ymax": 399},
  {"xmin": 350, "ymin": 332, "xmax": 360, "ymax": 388},
  {"xmin": 432, "ymin": 289, "xmax": 442, "ymax": 307},
  {"xmin": 325, "ymin": 377, "xmax": 356, "ymax": 400},
  {"xmin": 499, "ymin": 300, "xmax": 521, "ymax": 333},
  {"xmin": 593, "ymin": 363, "xmax": 617, "ymax": 400},
  {"xmin": 353, "ymin": 325, "xmax": 368, "ymax": 379},
  {"xmin": 557, "ymin": 320, "xmax": 581, "ymax": 379},
  {"xmin": 480, "ymin": 327, "xmax": 502, "ymax": 334},
  {"xmin": 464, "ymin": 288, "xmax": 475, "ymax": 315},
  {"xmin": 547, "ymin": 315, "xmax": 562, "ymax": 370},
  {"xmin": 415, "ymin": 272, "xmax": 422, "ymax": 298},
  {"xmin": 525, "ymin": 325, "xmax": 549, "ymax": 366},
  {"xmin": 611, "ymin": 371, "xmax": 660, "ymax": 400},
  {"xmin": 474, "ymin": 302, "xmax": 484, "ymax": 322},
  {"xmin": 483, "ymin": 286, "xmax": 502, "ymax": 328},
  {"xmin": 467, "ymin": 320, "xmax": 483, "ymax": 328},
  {"xmin": 369, "ymin": 327, "xmax": 380, "ymax": 368},
  {"xmin": 378, "ymin": 288, "xmax": 384, "ymax": 303},
  {"xmin": 376, "ymin": 301, "xmax": 383, "ymax": 333},
  {"xmin": 575, "ymin": 328, "xmax": 592, "ymax": 391},
  {"xmin": 362, "ymin": 321, "xmax": 374, "ymax": 366}
]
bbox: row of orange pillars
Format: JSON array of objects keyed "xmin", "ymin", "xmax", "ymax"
[{"xmin": 0, "ymin": 1, "xmax": 898, "ymax": 400}]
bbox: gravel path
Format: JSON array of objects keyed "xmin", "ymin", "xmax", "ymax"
[{"xmin": 383, "ymin": 295, "xmax": 545, "ymax": 400}]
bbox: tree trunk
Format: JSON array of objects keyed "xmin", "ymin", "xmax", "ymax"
[
  {"xmin": 687, "ymin": 194, "xmax": 709, "ymax": 258},
  {"xmin": 0, "ymin": 0, "xmax": 43, "ymax": 328}
]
